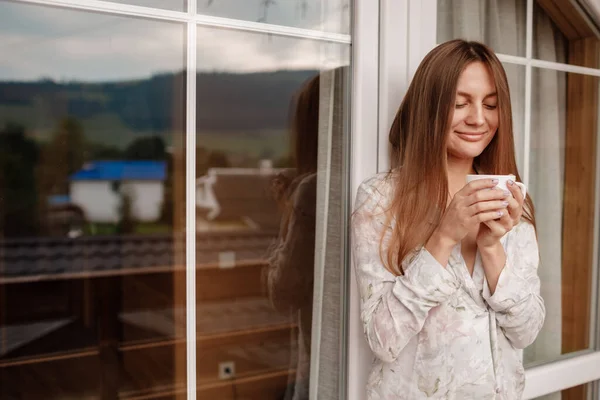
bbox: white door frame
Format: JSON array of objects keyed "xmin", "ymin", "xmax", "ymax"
[{"xmin": 347, "ymin": 0, "xmax": 380, "ymax": 399}]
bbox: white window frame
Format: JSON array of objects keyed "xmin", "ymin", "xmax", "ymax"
[
  {"xmin": 9, "ymin": 1, "xmax": 357, "ymax": 399},
  {"xmin": 347, "ymin": 0, "xmax": 380, "ymax": 398},
  {"xmin": 351, "ymin": 0, "xmax": 600, "ymax": 398}
]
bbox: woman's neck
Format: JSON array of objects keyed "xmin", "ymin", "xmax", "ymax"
[{"xmin": 447, "ymin": 156, "xmax": 476, "ymax": 197}]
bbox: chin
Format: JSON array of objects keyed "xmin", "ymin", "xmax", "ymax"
[
  {"xmin": 447, "ymin": 135, "xmax": 492, "ymax": 159},
  {"xmin": 448, "ymin": 145, "xmax": 487, "ymax": 160}
]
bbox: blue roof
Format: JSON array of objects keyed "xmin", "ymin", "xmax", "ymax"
[{"xmin": 70, "ymin": 161, "xmax": 167, "ymax": 181}]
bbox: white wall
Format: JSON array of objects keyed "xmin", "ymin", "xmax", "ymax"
[
  {"xmin": 127, "ymin": 181, "xmax": 164, "ymax": 222},
  {"xmin": 347, "ymin": 0, "xmax": 381, "ymax": 399},
  {"xmin": 348, "ymin": 1, "xmax": 438, "ymax": 399},
  {"xmin": 71, "ymin": 181, "xmax": 164, "ymax": 223},
  {"xmin": 71, "ymin": 181, "xmax": 119, "ymax": 223}
]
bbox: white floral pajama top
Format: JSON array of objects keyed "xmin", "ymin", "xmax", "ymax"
[{"xmin": 351, "ymin": 173, "xmax": 545, "ymax": 400}]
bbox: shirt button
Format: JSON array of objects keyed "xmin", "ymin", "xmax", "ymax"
[{"xmin": 495, "ymin": 388, "xmax": 501, "ymax": 394}]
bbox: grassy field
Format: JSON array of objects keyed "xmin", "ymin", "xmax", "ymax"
[
  {"xmin": 85, "ymin": 222, "xmax": 172, "ymax": 235},
  {"xmin": 197, "ymin": 129, "xmax": 289, "ymax": 160},
  {"xmin": 0, "ymin": 103, "xmax": 289, "ymax": 161}
]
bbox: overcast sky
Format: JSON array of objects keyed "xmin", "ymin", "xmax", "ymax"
[{"xmin": 0, "ymin": 0, "xmax": 350, "ymax": 82}]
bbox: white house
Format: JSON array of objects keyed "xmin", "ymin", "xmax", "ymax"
[
  {"xmin": 70, "ymin": 160, "xmax": 166, "ymax": 223},
  {"xmin": 196, "ymin": 160, "xmax": 286, "ymax": 230}
]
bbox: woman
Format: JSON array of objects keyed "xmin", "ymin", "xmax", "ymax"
[
  {"xmin": 266, "ymin": 73, "xmax": 320, "ymax": 400},
  {"xmin": 351, "ymin": 40, "xmax": 545, "ymax": 399}
]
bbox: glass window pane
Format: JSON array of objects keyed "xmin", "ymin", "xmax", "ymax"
[
  {"xmin": 195, "ymin": 27, "xmax": 350, "ymax": 399},
  {"xmin": 436, "ymin": 0, "xmax": 526, "ymax": 57},
  {"xmin": 531, "ymin": 381, "xmax": 596, "ymax": 399},
  {"xmin": 533, "ymin": 1, "xmax": 593, "ymax": 69},
  {"xmin": 526, "ymin": 67, "xmax": 599, "ymax": 366},
  {"xmin": 197, "ymin": 0, "xmax": 351, "ymax": 34},
  {"xmin": 0, "ymin": 2, "xmax": 187, "ymax": 398},
  {"xmin": 503, "ymin": 63, "xmax": 526, "ymax": 171},
  {"xmin": 104, "ymin": 0, "xmax": 186, "ymax": 12}
]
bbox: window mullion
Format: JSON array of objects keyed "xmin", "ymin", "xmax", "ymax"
[
  {"xmin": 523, "ymin": 61, "xmax": 532, "ymax": 187},
  {"xmin": 526, "ymin": 0, "xmax": 534, "ymax": 59},
  {"xmin": 185, "ymin": 16, "xmax": 197, "ymax": 400},
  {"xmin": 524, "ymin": 0, "xmax": 534, "ymax": 187}
]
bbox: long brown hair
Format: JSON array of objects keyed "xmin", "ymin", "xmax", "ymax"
[
  {"xmin": 271, "ymin": 73, "xmax": 320, "ymax": 233},
  {"xmin": 384, "ymin": 39, "xmax": 536, "ymax": 275}
]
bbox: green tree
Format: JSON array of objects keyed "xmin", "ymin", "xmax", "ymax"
[
  {"xmin": 39, "ymin": 117, "xmax": 86, "ymax": 195},
  {"xmin": 53, "ymin": 117, "xmax": 86, "ymax": 176},
  {"xmin": 273, "ymin": 154, "xmax": 294, "ymax": 168},
  {"xmin": 196, "ymin": 146, "xmax": 210, "ymax": 177},
  {"xmin": 116, "ymin": 189, "xmax": 136, "ymax": 234},
  {"xmin": 124, "ymin": 136, "xmax": 166, "ymax": 160},
  {"xmin": 207, "ymin": 150, "xmax": 231, "ymax": 168},
  {"xmin": 159, "ymin": 155, "xmax": 174, "ymax": 226},
  {"xmin": 259, "ymin": 147, "xmax": 275, "ymax": 160},
  {"xmin": 87, "ymin": 142, "xmax": 123, "ymax": 160},
  {"xmin": 196, "ymin": 148, "xmax": 231, "ymax": 177},
  {"xmin": 0, "ymin": 123, "xmax": 40, "ymax": 237}
]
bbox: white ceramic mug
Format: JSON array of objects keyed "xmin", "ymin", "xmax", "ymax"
[{"xmin": 466, "ymin": 174, "xmax": 527, "ymax": 199}]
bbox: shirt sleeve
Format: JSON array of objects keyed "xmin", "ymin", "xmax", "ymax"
[
  {"xmin": 351, "ymin": 176, "xmax": 461, "ymax": 363},
  {"xmin": 482, "ymin": 221, "xmax": 546, "ymax": 349}
]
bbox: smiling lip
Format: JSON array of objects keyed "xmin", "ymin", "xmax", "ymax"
[{"xmin": 456, "ymin": 131, "xmax": 486, "ymax": 142}]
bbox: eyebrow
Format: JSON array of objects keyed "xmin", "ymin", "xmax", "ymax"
[{"xmin": 456, "ymin": 91, "xmax": 498, "ymax": 99}]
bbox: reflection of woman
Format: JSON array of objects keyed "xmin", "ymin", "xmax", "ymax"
[
  {"xmin": 266, "ymin": 74, "xmax": 319, "ymax": 400},
  {"xmin": 352, "ymin": 40, "xmax": 545, "ymax": 399}
]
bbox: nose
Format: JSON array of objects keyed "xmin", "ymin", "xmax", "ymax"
[{"xmin": 465, "ymin": 104, "xmax": 485, "ymax": 126}]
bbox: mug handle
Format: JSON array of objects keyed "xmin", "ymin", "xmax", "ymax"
[{"xmin": 515, "ymin": 182, "xmax": 527, "ymax": 199}]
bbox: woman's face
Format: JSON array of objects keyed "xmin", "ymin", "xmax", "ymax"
[{"xmin": 446, "ymin": 61, "xmax": 499, "ymax": 161}]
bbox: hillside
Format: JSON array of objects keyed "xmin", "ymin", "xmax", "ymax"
[{"xmin": 0, "ymin": 69, "xmax": 318, "ymax": 150}]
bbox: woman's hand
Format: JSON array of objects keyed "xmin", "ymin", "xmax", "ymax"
[
  {"xmin": 433, "ymin": 178, "xmax": 510, "ymax": 246},
  {"xmin": 476, "ymin": 179, "xmax": 524, "ymax": 249},
  {"xmin": 426, "ymin": 178, "xmax": 510, "ymax": 265}
]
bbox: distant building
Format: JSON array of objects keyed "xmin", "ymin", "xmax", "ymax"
[
  {"xmin": 196, "ymin": 160, "xmax": 285, "ymax": 231},
  {"xmin": 45, "ymin": 194, "xmax": 86, "ymax": 237},
  {"xmin": 70, "ymin": 160, "xmax": 166, "ymax": 223}
]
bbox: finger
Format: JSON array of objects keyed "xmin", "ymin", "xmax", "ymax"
[
  {"xmin": 498, "ymin": 211, "xmax": 513, "ymax": 230},
  {"xmin": 467, "ymin": 199, "xmax": 510, "ymax": 216},
  {"xmin": 507, "ymin": 179, "xmax": 524, "ymax": 204},
  {"xmin": 507, "ymin": 205, "xmax": 523, "ymax": 224},
  {"xmin": 459, "ymin": 179, "xmax": 501, "ymax": 197},
  {"xmin": 473, "ymin": 209, "xmax": 506, "ymax": 224},
  {"xmin": 465, "ymin": 188, "xmax": 511, "ymax": 206},
  {"xmin": 482, "ymin": 219, "xmax": 508, "ymax": 237},
  {"xmin": 505, "ymin": 195, "xmax": 521, "ymax": 215}
]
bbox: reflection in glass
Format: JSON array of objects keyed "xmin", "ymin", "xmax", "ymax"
[
  {"xmin": 195, "ymin": 27, "xmax": 349, "ymax": 399},
  {"xmin": 267, "ymin": 74, "xmax": 320, "ymax": 400},
  {"xmin": 0, "ymin": 2, "xmax": 186, "ymax": 398},
  {"xmin": 197, "ymin": 0, "xmax": 351, "ymax": 34},
  {"xmin": 104, "ymin": 0, "xmax": 186, "ymax": 12},
  {"xmin": 532, "ymin": 1, "xmax": 585, "ymax": 68},
  {"xmin": 531, "ymin": 381, "xmax": 596, "ymax": 400},
  {"xmin": 527, "ymin": 68, "xmax": 599, "ymax": 371},
  {"xmin": 532, "ymin": 2, "xmax": 568, "ymax": 66},
  {"xmin": 502, "ymin": 63, "xmax": 525, "ymax": 171},
  {"xmin": 436, "ymin": 0, "xmax": 526, "ymax": 57}
]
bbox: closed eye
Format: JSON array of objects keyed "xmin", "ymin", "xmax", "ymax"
[{"xmin": 484, "ymin": 104, "xmax": 497, "ymax": 110}]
